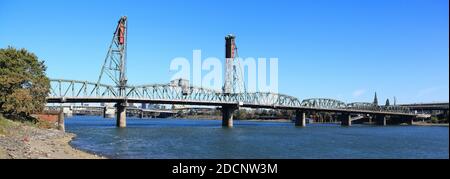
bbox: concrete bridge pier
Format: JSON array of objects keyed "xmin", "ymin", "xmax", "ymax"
[
  {"xmin": 116, "ymin": 102, "xmax": 127, "ymax": 128},
  {"xmin": 58, "ymin": 109, "xmax": 65, "ymax": 132},
  {"xmin": 103, "ymin": 106, "xmax": 116, "ymax": 118},
  {"xmin": 295, "ymin": 110, "xmax": 306, "ymax": 127},
  {"xmin": 405, "ymin": 116, "xmax": 415, "ymax": 125},
  {"xmin": 340, "ymin": 113, "xmax": 352, "ymax": 126},
  {"xmin": 139, "ymin": 110, "xmax": 144, "ymax": 119},
  {"xmin": 222, "ymin": 105, "xmax": 238, "ymax": 128},
  {"xmin": 368, "ymin": 116, "xmax": 373, "ymax": 124},
  {"xmin": 375, "ymin": 115, "xmax": 387, "ymax": 126}
]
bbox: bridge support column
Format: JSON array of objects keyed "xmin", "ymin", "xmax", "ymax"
[
  {"xmin": 405, "ymin": 116, "xmax": 415, "ymax": 125},
  {"xmin": 295, "ymin": 110, "xmax": 306, "ymax": 127},
  {"xmin": 58, "ymin": 109, "xmax": 65, "ymax": 132},
  {"xmin": 103, "ymin": 106, "xmax": 116, "ymax": 118},
  {"xmin": 222, "ymin": 105, "xmax": 237, "ymax": 128},
  {"xmin": 116, "ymin": 102, "xmax": 127, "ymax": 128},
  {"xmin": 375, "ymin": 115, "xmax": 387, "ymax": 126},
  {"xmin": 367, "ymin": 116, "xmax": 373, "ymax": 124},
  {"xmin": 139, "ymin": 111, "xmax": 144, "ymax": 119},
  {"xmin": 340, "ymin": 113, "xmax": 352, "ymax": 126}
]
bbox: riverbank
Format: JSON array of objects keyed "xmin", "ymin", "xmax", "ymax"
[
  {"xmin": 412, "ymin": 121, "xmax": 449, "ymax": 127},
  {"xmin": 0, "ymin": 117, "xmax": 104, "ymax": 159}
]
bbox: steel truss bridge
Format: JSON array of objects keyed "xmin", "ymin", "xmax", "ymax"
[
  {"xmin": 47, "ymin": 79, "xmax": 412, "ymax": 116},
  {"xmin": 46, "ymin": 16, "xmax": 416, "ymax": 128}
]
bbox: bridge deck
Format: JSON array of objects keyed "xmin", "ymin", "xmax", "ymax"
[{"xmin": 47, "ymin": 97, "xmax": 416, "ymax": 116}]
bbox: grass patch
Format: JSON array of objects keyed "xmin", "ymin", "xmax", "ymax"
[
  {"xmin": 35, "ymin": 120, "xmax": 57, "ymax": 129},
  {"xmin": 0, "ymin": 114, "xmax": 57, "ymax": 135},
  {"xmin": 0, "ymin": 147, "xmax": 7, "ymax": 159},
  {"xmin": 20, "ymin": 118, "xmax": 57, "ymax": 129},
  {"xmin": 0, "ymin": 115, "xmax": 15, "ymax": 135}
]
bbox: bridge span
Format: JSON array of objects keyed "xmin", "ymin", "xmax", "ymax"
[
  {"xmin": 400, "ymin": 102, "xmax": 449, "ymax": 111},
  {"xmin": 47, "ymin": 96, "xmax": 414, "ymax": 117},
  {"xmin": 46, "ymin": 16, "xmax": 418, "ymax": 128},
  {"xmin": 46, "ymin": 79, "xmax": 416, "ymax": 128}
]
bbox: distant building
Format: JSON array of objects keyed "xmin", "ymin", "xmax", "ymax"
[{"xmin": 373, "ymin": 92, "xmax": 378, "ymax": 106}]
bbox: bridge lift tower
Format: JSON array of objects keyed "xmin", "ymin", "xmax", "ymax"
[
  {"xmin": 223, "ymin": 34, "xmax": 245, "ymax": 95},
  {"xmin": 222, "ymin": 34, "xmax": 246, "ymax": 127},
  {"xmin": 94, "ymin": 17, "xmax": 244, "ymax": 128},
  {"xmin": 97, "ymin": 16, "xmax": 128, "ymax": 127}
]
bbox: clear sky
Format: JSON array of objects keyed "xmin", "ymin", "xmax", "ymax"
[{"xmin": 1, "ymin": 0, "xmax": 448, "ymax": 104}]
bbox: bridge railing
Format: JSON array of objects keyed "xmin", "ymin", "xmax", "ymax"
[
  {"xmin": 301, "ymin": 98, "xmax": 347, "ymax": 109},
  {"xmin": 49, "ymin": 80, "xmax": 304, "ymax": 107},
  {"xmin": 345, "ymin": 102, "xmax": 411, "ymax": 113}
]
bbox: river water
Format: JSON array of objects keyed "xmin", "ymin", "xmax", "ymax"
[{"xmin": 65, "ymin": 116, "xmax": 449, "ymax": 159}]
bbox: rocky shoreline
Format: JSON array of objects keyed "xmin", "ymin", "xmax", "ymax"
[{"xmin": 0, "ymin": 119, "xmax": 104, "ymax": 159}]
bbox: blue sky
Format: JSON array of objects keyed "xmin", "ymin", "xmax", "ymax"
[{"xmin": 1, "ymin": 0, "xmax": 448, "ymax": 104}]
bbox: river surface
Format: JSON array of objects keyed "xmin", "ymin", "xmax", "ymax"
[{"xmin": 65, "ymin": 116, "xmax": 449, "ymax": 159}]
